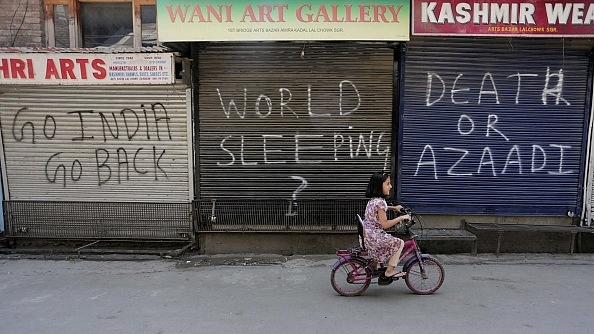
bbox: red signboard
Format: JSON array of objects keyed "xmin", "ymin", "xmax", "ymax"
[{"xmin": 412, "ymin": 0, "xmax": 594, "ymax": 36}]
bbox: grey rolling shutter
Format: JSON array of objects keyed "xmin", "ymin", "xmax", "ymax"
[
  {"xmin": 198, "ymin": 42, "xmax": 395, "ymax": 200},
  {"xmin": 400, "ymin": 37, "xmax": 592, "ymax": 215}
]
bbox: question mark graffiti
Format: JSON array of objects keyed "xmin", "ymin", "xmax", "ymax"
[{"xmin": 290, "ymin": 176, "xmax": 308, "ymax": 200}]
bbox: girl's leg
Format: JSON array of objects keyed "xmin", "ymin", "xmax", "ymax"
[{"xmin": 384, "ymin": 242, "xmax": 404, "ymax": 277}]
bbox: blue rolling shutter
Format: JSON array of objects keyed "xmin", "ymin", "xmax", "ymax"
[{"xmin": 400, "ymin": 37, "xmax": 593, "ymax": 216}]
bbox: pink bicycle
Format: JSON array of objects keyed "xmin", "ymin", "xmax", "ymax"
[{"xmin": 330, "ymin": 208, "xmax": 445, "ymax": 296}]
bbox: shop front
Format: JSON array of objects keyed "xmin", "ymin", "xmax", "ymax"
[
  {"xmin": 0, "ymin": 50, "xmax": 194, "ymax": 242},
  {"xmin": 155, "ymin": 0, "xmax": 411, "ymax": 231},
  {"xmin": 195, "ymin": 41, "xmax": 398, "ymax": 230},
  {"xmin": 402, "ymin": 0, "xmax": 594, "ymax": 225}
]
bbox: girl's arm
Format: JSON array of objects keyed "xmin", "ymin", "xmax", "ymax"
[
  {"xmin": 387, "ymin": 205, "xmax": 403, "ymax": 212},
  {"xmin": 378, "ymin": 208, "xmax": 410, "ymax": 230}
]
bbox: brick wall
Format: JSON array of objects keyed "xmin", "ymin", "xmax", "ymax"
[{"xmin": 0, "ymin": 0, "xmax": 44, "ymax": 47}]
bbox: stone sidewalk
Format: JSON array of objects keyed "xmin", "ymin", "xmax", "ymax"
[{"xmin": 1, "ymin": 247, "xmax": 593, "ymax": 266}]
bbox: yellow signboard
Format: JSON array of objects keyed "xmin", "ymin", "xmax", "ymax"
[{"xmin": 156, "ymin": 1, "xmax": 410, "ymax": 41}]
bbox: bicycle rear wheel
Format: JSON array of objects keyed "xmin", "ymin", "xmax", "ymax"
[
  {"xmin": 330, "ymin": 258, "xmax": 371, "ymax": 296},
  {"xmin": 405, "ymin": 257, "xmax": 445, "ymax": 295}
]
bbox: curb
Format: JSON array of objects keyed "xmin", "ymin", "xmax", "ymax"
[
  {"xmin": 176, "ymin": 252, "xmax": 594, "ymax": 268},
  {"xmin": 1, "ymin": 248, "xmax": 593, "ymax": 266}
]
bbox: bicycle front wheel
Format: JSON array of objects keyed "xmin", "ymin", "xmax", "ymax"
[
  {"xmin": 405, "ymin": 257, "xmax": 445, "ymax": 295},
  {"xmin": 330, "ymin": 258, "xmax": 371, "ymax": 296}
]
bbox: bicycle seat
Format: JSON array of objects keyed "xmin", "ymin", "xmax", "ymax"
[{"xmin": 349, "ymin": 246, "xmax": 367, "ymax": 256}]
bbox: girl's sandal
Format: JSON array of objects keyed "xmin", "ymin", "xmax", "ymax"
[{"xmin": 384, "ymin": 271, "xmax": 406, "ymax": 279}]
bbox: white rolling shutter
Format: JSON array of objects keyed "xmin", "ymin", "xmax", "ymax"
[{"xmin": 0, "ymin": 84, "xmax": 192, "ymax": 202}]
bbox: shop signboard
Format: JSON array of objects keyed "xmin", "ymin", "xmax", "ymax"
[
  {"xmin": 413, "ymin": 0, "xmax": 594, "ymax": 37},
  {"xmin": 156, "ymin": 0, "xmax": 411, "ymax": 41},
  {"xmin": 0, "ymin": 53, "xmax": 175, "ymax": 85}
]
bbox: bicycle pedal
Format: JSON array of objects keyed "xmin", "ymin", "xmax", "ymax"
[{"xmin": 377, "ymin": 276, "xmax": 393, "ymax": 286}]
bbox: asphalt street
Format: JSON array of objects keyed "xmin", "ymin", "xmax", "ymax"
[{"xmin": 0, "ymin": 253, "xmax": 593, "ymax": 334}]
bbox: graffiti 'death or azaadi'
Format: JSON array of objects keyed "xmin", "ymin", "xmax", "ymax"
[{"xmin": 415, "ymin": 67, "xmax": 574, "ymax": 179}]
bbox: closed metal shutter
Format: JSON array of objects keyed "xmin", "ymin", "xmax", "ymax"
[
  {"xmin": 400, "ymin": 37, "xmax": 593, "ymax": 216},
  {"xmin": 198, "ymin": 42, "xmax": 395, "ymax": 200},
  {"xmin": 0, "ymin": 84, "xmax": 192, "ymax": 202}
]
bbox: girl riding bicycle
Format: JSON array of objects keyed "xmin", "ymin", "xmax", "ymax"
[{"xmin": 363, "ymin": 171, "xmax": 412, "ymax": 281}]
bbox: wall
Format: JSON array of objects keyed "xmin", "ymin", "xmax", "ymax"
[
  {"xmin": 197, "ymin": 229, "xmax": 583, "ymax": 255},
  {"xmin": 0, "ymin": 0, "xmax": 43, "ymax": 47}
]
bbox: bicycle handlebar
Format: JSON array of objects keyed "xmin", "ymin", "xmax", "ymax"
[
  {"xmin": 400, "ymin": 207, "xmax": 413, "ymax": 215},
  {"xmin": 398, "ymin": 207, "xmax": 416, "ymax": 230}
]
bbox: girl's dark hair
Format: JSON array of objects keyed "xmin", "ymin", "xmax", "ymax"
[{"xmin": 365, "ymin": 171, "xmax": 389, "ymax": 198}]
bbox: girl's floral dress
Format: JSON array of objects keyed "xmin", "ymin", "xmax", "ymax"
[{"xmin": 362, "ymin": 197, "xmax": 403, "ymax": 263}]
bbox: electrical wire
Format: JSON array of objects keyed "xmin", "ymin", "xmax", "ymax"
[{"xmin": 10, "ymin": 0, "xmax": 30, "ymax": 47}]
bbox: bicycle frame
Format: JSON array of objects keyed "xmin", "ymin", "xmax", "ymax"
[
  {"xmin": 332, "ymin": 221, "xmax": 429, "ymax": 282},
  {"xmin": 331, "ymin": 212, "xmax": 445, "ymax": 296}
]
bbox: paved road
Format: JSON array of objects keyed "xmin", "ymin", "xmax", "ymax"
[{"xmin": 0, "ymin": 253, "xmax": 593, "ymax": 334}]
